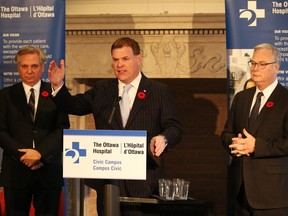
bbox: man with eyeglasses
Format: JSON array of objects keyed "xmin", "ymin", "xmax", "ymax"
[{"xmin": 222, "ymin": 43, "xmax": 288, "ymax": 216}]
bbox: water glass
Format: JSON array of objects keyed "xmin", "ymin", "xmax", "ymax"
[
  {"xmin": 179, "ymin": 180, "xmax": 190, "ymax": 200},
  {"xmin": 172, "ymin": 178, "xmax": 184, "ymax": 199},
  {"xmin": 165, "ymin": 180, "xmax": 176, "ymax": 200},
  {"xmin": 158, "ymin": 178, "xmax": 165, "ymax": 198}
]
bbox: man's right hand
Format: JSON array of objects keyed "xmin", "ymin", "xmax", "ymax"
[{"xmin": 48, "ymin": 59, "xmax": 65, "ymax": 90}]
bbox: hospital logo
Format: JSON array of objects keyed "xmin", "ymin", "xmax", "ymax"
[
  {"xmin": 65, "ymin": 141, "xmax": 86, "ymax": 163},
  {"xmin": 239, "ymin": 1, "xmax": 265, "ymax": 27}
]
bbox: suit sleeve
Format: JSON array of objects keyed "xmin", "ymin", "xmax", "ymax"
[
  {"xmin": 52, "ymin": 84, "xmax": 94, "ymax": 115},
  {"xmin": 0, "ymin": 88, "xmax": 24, "ymax": 161},
  {"xmin": 221, "ymin": 94, "xmax": 238, "ymax": 156},
  {"xmin": 158, "ymin": 84, "xmax": 182, "ymax": 149}
]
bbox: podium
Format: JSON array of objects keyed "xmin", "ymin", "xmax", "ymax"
[{"xmin": 63, "ymin": 129, "xmax": 147, "ymax": 216}]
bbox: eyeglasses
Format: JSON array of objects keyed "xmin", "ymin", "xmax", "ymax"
[{"xmin": 248, "ymin": 60, "xmax": 276, "ymax": 69}]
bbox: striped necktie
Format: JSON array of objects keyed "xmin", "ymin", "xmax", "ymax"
[{"xmin": 28, "ymin": 88, "xmax": 35, "ymax": 121}]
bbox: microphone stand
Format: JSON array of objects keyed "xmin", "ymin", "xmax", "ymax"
[
  {"xmin": 108, "ymin": 96, "xmax": 121, "ymax": 125},
  {"xmin": 105, "ymin": 96, "xmax": 122, "ymax": 216}
]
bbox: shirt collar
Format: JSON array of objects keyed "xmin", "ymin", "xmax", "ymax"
[
  {"xmin": 22, "ymin": 80, "xmax": 41, "ymax": 95},
  {"xmin": 255, "ymin": 79, "xmax": 278, "ymax": 99},
  {"xmin": 118, "ymin": 72, "xmax": 142, "ymax": 94}
]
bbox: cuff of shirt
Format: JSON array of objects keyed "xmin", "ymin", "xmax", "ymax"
[{"xmin": 51, "ymin": 81, "xmax": 64, "ymax": 97}]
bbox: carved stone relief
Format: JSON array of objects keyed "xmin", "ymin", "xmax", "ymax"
[{"xmin": 65, "ymin": 14, "xmax": 227, "ymax": 87}]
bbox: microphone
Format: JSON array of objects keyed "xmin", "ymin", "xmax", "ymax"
[{"xmin": 108, "ymin": 96, "xmax": 122, "ymax": 125}]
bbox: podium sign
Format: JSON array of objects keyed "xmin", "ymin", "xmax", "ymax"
[{"xmin": 63, "ymin": 129, "xmax": 147, "ymax": 180}]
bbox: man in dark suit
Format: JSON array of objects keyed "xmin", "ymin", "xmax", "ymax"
[
  {"xmin": 48, "ymin": 37, "xmax": 182, "ymax": 215},
  {"xmin": 0, "ymin": 46, "xmax": 70, "ymax": 215},
  {"xmin": 222, "ymin": 43, "xmax": 288, "ymax": 216}
]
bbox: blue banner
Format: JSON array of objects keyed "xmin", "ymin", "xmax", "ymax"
[
  {"xmin": 0, "ymin": 0, "xmax": 65, "ymax": 89},
  {"xmin": 0, "ymin": 0, "xmax": 66, "ymax": 214},
  {"xmin": 225, "ymin": 1, "xmax": 288, "ymax": 215},
  {"xmin": 225, "ymin": 0, "xmax": 288, "ymax": 97}
]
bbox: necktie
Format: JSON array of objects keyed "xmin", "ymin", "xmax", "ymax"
[
  {"xmin": 28, "ymin": 88, "xmax": 35, "ymax": 121},
  {"xmin": 249, "ymin": 92, "xmax": 263, "ymax": 129},
  {"xmin": 120, "ymin": 84, "xmax": 132, "ymax": 127}
]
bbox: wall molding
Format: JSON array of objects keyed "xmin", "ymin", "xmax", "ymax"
[
  {"xmin": 66, "ymin": 14, "xmax": 226, "ymax": 30},
  {"xmin": 65, "ymin": 13, "xmax": 227, "ymax": 86},
  {"xmin": 66, "ymin": 29, "xmax": 226, "ymax": 37}
]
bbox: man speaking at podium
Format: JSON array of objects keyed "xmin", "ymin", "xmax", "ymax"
[{"xmin": 48, "ymin": 37, "xmax": 182, "ymax": 215}]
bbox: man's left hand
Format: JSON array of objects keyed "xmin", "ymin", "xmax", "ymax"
[{"xmin": 149, "ymin": 135, "xmax": 168, "ymax": 157}]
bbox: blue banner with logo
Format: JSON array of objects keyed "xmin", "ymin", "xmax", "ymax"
[
  {"xmin": 225, "ymin": 1, "xmax": 288, "ymax": 215},
  {"xmin": 226, "ymin": 0, "xmax": 288, "ymax": 99},
  {"xmin": 0, "ymin": 0, "xmax": 66, "ymax": 214},
  {"xmin": 0, "ymin": 0, "xmax": 65, "ymax": 89}
]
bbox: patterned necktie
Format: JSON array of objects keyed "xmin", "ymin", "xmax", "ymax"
[
  {"xmin": 120, "ymin": 84, "xmax": 132, "ymax": 127},
  {"xmin": 28, "ymin": 88, "xmax": 35, "ymax": 121},
  {"xmin": 249, "ymin": 92, "xmax": 263, "ymax": 129}
]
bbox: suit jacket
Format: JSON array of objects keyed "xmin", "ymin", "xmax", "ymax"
[
  {"xmin": 0, "ymin": 81, "xmax": 70, "ymax": 189},
  {"xmin": 221, "ymin": 83, "xmax": 288, "ymax": 209},
  {"xmin": 53, "ymin": 74, "xmax": 182, "ymax": 195}
]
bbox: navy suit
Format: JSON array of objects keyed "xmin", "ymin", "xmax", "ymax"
[
  {"xmin": 222, "ymin": 83, "xmax": 288, "ymax": 212},
  {"xmin": 0, "ymin": 81, "xmax": 70, "ymax": 213},
  {"xmin": 53, "ymin": 73, "xmax": 182, "ymax": 215}
]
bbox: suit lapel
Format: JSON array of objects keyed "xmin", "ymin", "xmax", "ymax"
[
  {"xmin": 250, "ymin": 84, "xmax": 281, "ymax": 132},
  {"xmin": 244, "ymin": 89, "xmax": 256, "ymax": 130},
  {"xmin": 35, "ymin": 82, "xmax": 45, "ymax": 123},
  {"xmin": 126, "ymin": 74, "xmax": 151, "ymax": 127},
  {"xmin": 15, "ymin": 83, "xmax": 29, "ymax": 107},
  {"xmin": 105, "ymin": 79, "xmax": 123, "ymax": 128},
  {"xmin": 13, "ymin": 83, "xmax": 31, "ymax": 122},
  {"xmin": 34, "ymin": 82, "xmax": 51, "ymax": 123}
]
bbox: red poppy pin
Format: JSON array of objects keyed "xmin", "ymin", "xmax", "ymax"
[
  {"xmin": 266, "ymin": 101, "xmax": 274, "ymax": 108},
  {"xmin": 137, "ymin": 90, "xmax": 146, "ymax": 99},
  {"xmin": 41, "ymin": 91, "xmax": 49, "ymax": 98}
]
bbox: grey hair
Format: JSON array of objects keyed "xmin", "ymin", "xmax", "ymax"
[
  {"xmin": 254, "ymin": 43, "xmax": 281, "ymax": 63},
  {"xmin": 15, "ymin": 46, "xmax": 46, "ymax": 65}
]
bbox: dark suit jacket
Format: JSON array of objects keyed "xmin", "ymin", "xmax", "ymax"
[
  {"xmin": 221, "ymin": 83, "xmax": 288, "ymax": 209},
  {"xmin": 0, "ymin": 81, "xmax": 70, "ymax": 189},
  {"xmin": 53, "ymin": 74, "xmax": 182, "ymax": 195}
]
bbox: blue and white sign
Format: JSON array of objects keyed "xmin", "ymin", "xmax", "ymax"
[
  {"xmin": 0, "ymin": 0, "xmax": 65, "ymax": 89},
  {"xmin": 225, "ymin": 0, "xmax": 288, "ymax": 98},
  {"xmin": 63, "ymin": 129, "xmax": 147, "ymax": 180},
  {"xmin": 225, "ymin": 2, "xmax": 288, "ymax": 215}
]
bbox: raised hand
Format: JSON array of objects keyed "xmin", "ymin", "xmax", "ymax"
[{"xmin": 48, "ymin": 59, "xmax": 65, "ymax": 90}]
